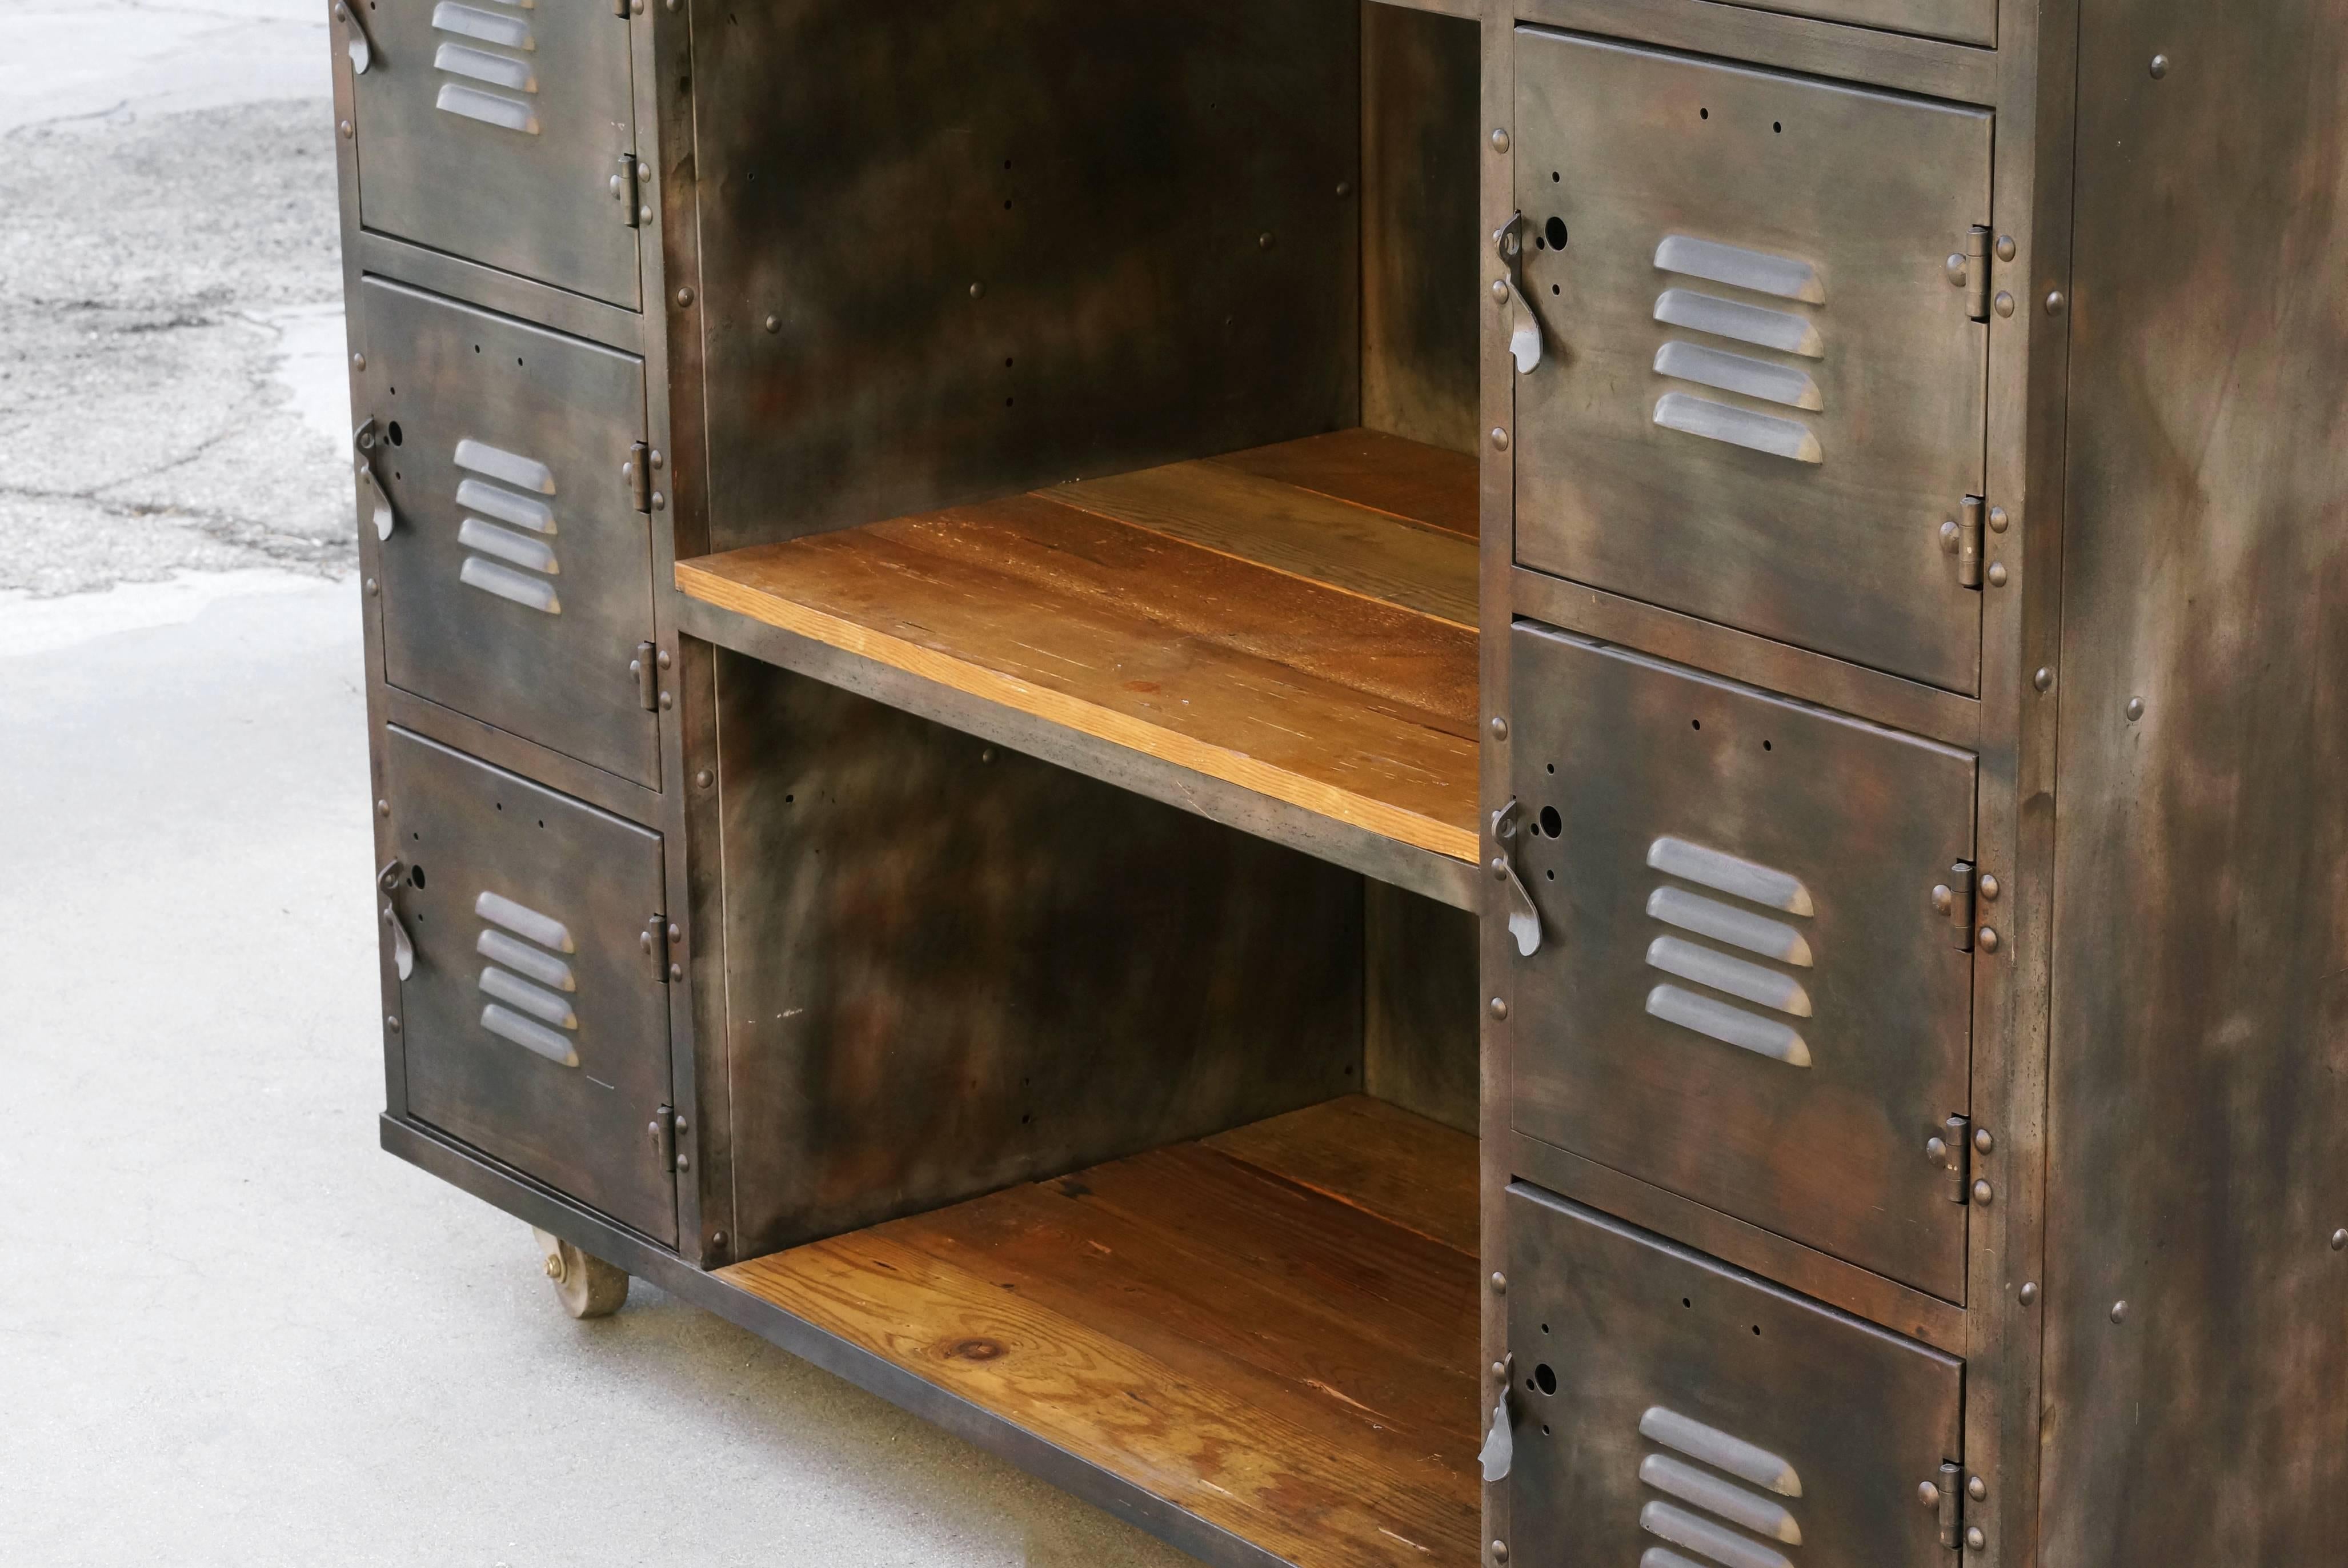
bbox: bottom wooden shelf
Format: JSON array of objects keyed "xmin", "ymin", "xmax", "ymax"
[{"xmin": 721, "ymin": 1096, "xmax": 1481, "ymax": 1568}]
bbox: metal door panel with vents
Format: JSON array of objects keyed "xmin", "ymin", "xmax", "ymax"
[
  {"xmin": 347, "ymin": 0, "xmax": 642, "ymax": 307},
  {"xmin": 382, "ymin": 727, "xmax": 676, "ymax": 1244},
  {"xmin": 1506, "ymin": 624, "xmax": 1976, "ymax": 1301},
  {"xmin": 1512, "ymin": 31, "xmax": 1993, "ymax": 693},
  {"xmin": 362, "ymin": 276, "xmax": 659, "ymax": 788},
  {"xmin": 1505, "ymin": 1185, "xmax": 1964, "ymax": 1568}
]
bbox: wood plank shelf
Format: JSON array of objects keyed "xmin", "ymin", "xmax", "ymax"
[
  {"xmin": 674, "ymin": 430, "xmax": 1482, "ymax": 901},
  {"xmin": 722, "ymin": 1096, "xmax": 1482, "ymax": 1568}
]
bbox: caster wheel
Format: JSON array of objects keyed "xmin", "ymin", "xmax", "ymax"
[{"xmin": 532, "ymin": 1226, "xmax": 629, "ymax": 1319}]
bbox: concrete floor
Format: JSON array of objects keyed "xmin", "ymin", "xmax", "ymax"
[{"xmin": 0, "ymin": 7, "xmax": 1191, "ymax": 1564}]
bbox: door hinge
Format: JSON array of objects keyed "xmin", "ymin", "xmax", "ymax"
[
  {"xmin": 1942, "ymin": 495, "xmax": 1985, "ymax": 589},
  {"xmin": 640, "ymin": 912, "xmax": 679, "ymax": 983},
  {"xmin": 1937, "ymin": 1459, "xmax": 1965, "ymax": 1550},
  {"xmin": 1929, "ymin": 1114, "xmax": 1973, "ymax": 1205},
  {"xmin": 624, "ymin": 441, "xmax": 652, "ymax": 513},
  {"xmin": 632, "ymin": 640, "xmax": 659, "ymax": 710},
  {"xmin": 1933, "ymin": 860, "xmax": 1977, "ymax": 949},
  {"xmin": 1964, "ymin": 226, "xmax": 1992, "ymax": 322},
  {"xmin": 614, "ymin": 151, "xmax": 642, "ymax": 228},
  {"xmin": 648, "ymin": 1104, "xmax": 678, "ymax": 1173}
]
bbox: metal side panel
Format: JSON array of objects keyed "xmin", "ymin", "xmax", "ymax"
[
  {"xmin": 1699, "ymin": 0, "xmax": 1993, "ymax": 47},
  {"xmin": 1508, "ymin": 624, "xmax": 1976, "ymax": 1302},
  {"xmin": 348, "ymin": 0, "xmax": 641, "ymax": 308},
  {"xmin": 1505, "ymin": 1185, "xmax": 1964, "ymax": 1568},
  {"xmin": 360, "ymin": 276, "xmax": 659, "ymax": 790},
  {"xmin": 382, "ymin": 725, "xmax": 676, "ymax": 1245},
  {"xmin": 1512, "ymin": 30, "xmax": 1992, "ymax": 695}
]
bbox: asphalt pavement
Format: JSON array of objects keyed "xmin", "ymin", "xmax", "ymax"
[{"xmin": 0, "ymin": 5, "xmax": 1189, "ymax": 1563}]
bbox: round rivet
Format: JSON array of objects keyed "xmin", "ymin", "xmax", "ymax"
[
  {"xmin": 2150, "ymin": 53, "xmax": 2170, "ymax": 79},
  {"xmin": 1491, "ymin": 1361, "xmax": 1508, "ymax": 1380},
  {"xmin": 1994, "ymin": 291, "xmax": 2017, "ymax": 318},
  {"xmin": 710, "ymin": 1229, "xmax": 727, "ymax": 1248},
  {"xmin": 670, "ymin": 963, "xmax": 683, "ymax": 981},
  {"xmin": 969, "ymin": 281, "xmax": 985, "ymax": 299},
  {"xmin": 1987, "ymin": 562, "xmax": 2009, "ymax": 588},
  {"xmin": 659, "ymin": 691, "xmax": 674, "ymax": 710},
  {"xmin": 1978, "ymin": 927, "xmax": 2000, "ymax": 953},
  {"xmin": 2046, "ymin": 290, "xmax": 2066, "ymax": 315},
  {"xmin": 695, "ymin": 769, "xmax": 713, "ymax": 790},
  {"xmin": 2332, "ymin": 1229, "xmax": 2346, "ymax": 1252},
  {"xmin": 2110, "ymin": 1300, "xmax": 2129, "ymax": 1324},
  {"xmin": 376, "ymin": 799, "xmax": 390, "ymax": 818},
  {"xmin": 1492, "ymin": 1543, "xmax": 1509, "ymax": 1564},
  {"xmin": 667, "ymin": 0, "xmax": 680, "ymax": 10},
  {"xmin": 1259, "ymin": 232, "xmax": 1277, "ymax": 251},
  {"xmin": 1492, "ymin": 278, "xmax": 1510, "ymax": 302},
  {"xmin": 651, "ymin": 491, "xmax": 667, "ymax": 510},
  {"xmin": 1490, "ymin": 716, "xmax": 1509, "ymax": 740},
  {"xmin": 1967, "ymin": 1526, "xmax": 1986, "ymax": 1551},
  {"xmin": 639, "ymin": 204, "xmax": 654, "ymax": 224},
  {"xmin": 351, "ymin": 352, "xmax": 366, "ymax": 371},
  {"xmin": 2126, "ymin": 696, "xmax": 2145, "ymax": 721},
  {"xmin": 2034, "ymin": 667, "xmax": 2054, "ymax": 692},
  {"xmin": 1925, "ymin": 1136, "xmax": 1950, "ymax": 1165},
  {"xmin": 650, "ymin": 450, "xmax": 664, "ymax": 470},
  {"xmin": 1969, "ymin": 1475, "xmax": 1988, "ymax": 1502},
  {"xmin": 1975, "ymin": 1126, "xmax": 1995, "ymax": 1154},
  {"xmin": 1996, "ymin": 234, "xmax": 2017, "ymax": 263},
  {"xmin": 1490, "ymin": 1272, "xmax": 1507, "ymax": 1293},
  {"xmin": 386, "ymin": 1014, "xmax": 401, "ymax": 1032},
  {"xmin": 1973, "ymin": 1178, "xmax": 1994, "ymax": 1205},
  {"xmin": 1489, "ymin": 997, "xmax": 1509, "ymax": 1020},
  {"xmin": 1491, "ymin": 129, "xmax": 1510, "ymax": 153},
  {"xmin": 364, "ymin": 578, "xmax": 379, "ymax": 597},
  {"xmin": 1945, "ymin": 252, "xmax": 1970, "ymax": 288},
  {"xmin": 1336, "ymin": 182, "xmax": 1352, "ymax": 198},
  {"xmin": 1932, "ymin": 884, "xmax": 1956, "ymax": 916},
  {"xmin": 340, "ymin": 119, "xmax": 353, "ymax": 139},
  {"xmin": 675, "ymin": 287, "xmax": 694, "ymax": 307},
  {"xmin": 1988, "ymin": 506, "xmax": 2009, "ymax": 534},
  {"xmin": 658, "ymin": 649, "xmax": 672, "ymax": 670},
  {"xmin": 1491, "ymin": 859, "xmax": 1510, "ymax": 883},
  {"xmin": 1491, "ymin": 427, "xmax": 1510, "ymax": 452},
  {"xmin": 2020, "ymin": 1281, "xmax": 2039, "ymax": 1306},
  {"xmin": 1918, "ymin": 1481, "xmax": 1941, "ymax": 1510},
  {"xmin": 1978, "ymin": 873, "xmax": 2001, "ymax": 902},
  {"xmin": 676, "ymin": 1151, "xmax": 690, "ymax": 1170},
  {"xmin": 980, "ymin": 747, "xmax": 997, "ymax": 764}
]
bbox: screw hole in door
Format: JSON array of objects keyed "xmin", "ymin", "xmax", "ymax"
[
  {"xmin": 1773, "ymin": 121, "xmax": 1784, "ymax": 133},
  {"xmin": 1533, "ymin": 1364, "xmax": 1557, "ymax": 1395},
  {"xmin": 1690, "ymin": 720, "xmax": 1701, "ymax": 731},
  {"xmin": 1762, "ymin": 740, "xmax": 1772, "ymax": 751},
  {"xmin": 1700, "ymin": 107, "xmax": 1709, "ymax": 120}
]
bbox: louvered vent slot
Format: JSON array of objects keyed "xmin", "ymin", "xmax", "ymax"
[
  {"xmin": 1650, "ymin": 236, "xmax": 1825, "ymax": 465},
  {"xmin": 431, "ymin": 1, "xmax": 542, "ymax": 136},
  {"xmin": 473, "ymin": 889, "xmax": 581, "ymax": 1067},
  {"xmin": 1636, "ymin": 1406, "xmax": 1805, "ymax": 1568},
  {"xmin": 453, "ymin": 439, "xmax": 563, "ymax": 615},
  {"xmin": 1642, "ymin": 837, "xmax": 1816, "ymax": 1069}
]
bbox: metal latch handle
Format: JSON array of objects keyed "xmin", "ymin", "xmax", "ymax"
[
  {"xmin": 1494, "ymin": 212, "xmax": 1544, "ymax": 376},
  {"xmin": 378, "ymin": 859, "xmax": 414, "ymax": 981},
  {"xmin": 354, "ymin": 419, "xmax": 396, "ymax": 542},
  {"xmin": 332, "ymin": 1, "xmax": 374, "ymax": 74},
  {"xmin": 1490, "ymin": 797, "xmax": 1544, "ymax": 958}
]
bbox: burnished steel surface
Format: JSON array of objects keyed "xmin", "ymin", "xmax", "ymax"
[
  {"xmin": 359, "ymin": 277, "xmax": 660, "ymax": 789},
  {"xmin": 1505, "ymin": 1185, "xmax": 1962, "ymax": 1568},
  {"xmin": 2041, "ymin": 2, "xmax": 2348, "ymax": 1560},
  {"xmin": 350, "ymin": 0, "xmax": 642, "ymax": 308},
  {"xmin": 1512, "ymin": 30, "xmax": 1991, "ymax": 693},
  {"xmin": 1509, "ymin": 624, "xmax": 1976, "ymax": 1302},
  {"xmin": 713, "ymin": 655, "xmax": 1364, "ymax": 1258},
  {"xmin": 687, "ymin": 0, "xmax": 1360, "ymax": 552},
  {"xmin": 382, "ymin": 725, "xmax": 676, "ymax": 1245}
]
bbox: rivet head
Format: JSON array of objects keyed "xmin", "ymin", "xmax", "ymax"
[
  {"xmin": 2332, "ymin": 1229, "xmax": 2347, "ymax": 1252},
  {"xmin": 659, "ymin": 691, "xmax": 674, "ymax": 710},
  {"xmin": 666, "ymin": 0, "xmax": 680, "ymax": 10},
  {"xmin": 1978, "ymin": 926, "xmax": 2000, "ymax": 953},
  {"xmin": 1490, "ymin": 1272, "xmax": 1507, "ymax": 1293},
  {"xmin": 657, "ymin": 649, "xmax": 672, "ymax": 670},
  {"xmin": 376, "ymin": 799, "xmax": 390, "ymax": 818},
  {"xmin": 1996, "ymin": 234, "xmax": 2017, "ymax": 263},
  {"xmin": 1492, "ymin": 278, "xmax": 1510, "ymax": 302},
  {"xmin": 2034, "ymin": 667, "xmax": 2054, "ymax": 692},
  {"xmin": 2046, "ymin": 290, "xmax": 2066, "ymax": 315},
  {"xmin": 1918, "ymin": 1481, "xmax": 1942, "ymax": 1510},
  {"xmin": 1994, "ymin": 290, "xmax": 2017, "ymax": 318},
  {"xmin": 1974, "ymin": 1126, "xmax": 1995, "ymax": 1154},
  {"xmin": 1491, "ymin": 1360, "xmax": 1508, "ymax": 1379},
  {"xmin": 1932, "ymin": 884, "xmax": 1955, "ymax": 916},
  {"xmin": 340, "ymin": 119, "xmax": 353, "ymax": 139},
  {"xmin": 710, "ymin": 1229, "xmax": 726, "ymax": 1248},
  {"xmin": 1336, "ymin": 181, "xmax": 1351, "ymax": 198},
  {"xmin": 1258, "ymin": 232, "xmax": 1276, "ymax": 251},
  {"xmin": 1944, "ymin": 253, "xmax": 1970, "ymax": 289},
  {"xmin": 638, "ymin": 204, "xmax": 654, "ymax": 224},
  {"xmin": 1489, "ymin": 997, "xmax": 1509, "ymax": 1020},
  {"xmin": 2126, "ymin": 696, "xmax": 2145, "ymax": 721},
  {"xmin": 1925, "ymin": 1135, "xmax": 1950, "ymax": 1165},
  {"xmin": 674, "ymin": 287, "xmax": 694, "ymax": 307},
  {"xmin": 1491, "ymin": 1542, "xmax": 1509, "ymax": 1563},
  {"xmin": 386, "ymin": 1014, "xmax": 401, "ymax": 1032},
  {"xmin": 669, "ymin": 963, "xmax": 683, "ymax": 981},
  {"xmin": 1491, "ymin": 128, "xmax": 1510, "ymax": 153},
  {"xmin": 1978, "ymin": 873, "xmax": 2001, "ymax": 902},
  {"xmin": 763, "ymin": 314, "xmax": 781, "ymax": 333},
  {"xmin": 1987, "ymin": 562, "xmax": 2009, "ymax": 588},
  {"xmin": 2150, "ymin": 53, "xmax": 2170, "ymax": 78},
  {"xmin": 1967, "ymin": 1526, "xmax": 1986, "ymax": 1551},
  {"xmin": 1490, "ymin": 859, "xmax": 1510, "ymax": 883},
  {"xmin": 364, "ymin": 578, "xmax": 379, "ymax": 596},
  {"xmin": 1489, "ymin": 716, "xmax": 1509, "ymax": 740},
  {"xmin": 695, "ymin": 769, "xmax": 714, "ymax": 789},
  {"xmin": 1969, "ymin": 1475, "xmax": 1988, "ymax": 1501},
  {"xmin": 651, "ymin": 491, "xmax": 667, "ymax": 510},
  {"xmin": 1490, "ymin": 427, "xmax": 1510, "ymax": 452},
  {"xmin": 968, "ymin": 281, "xmax": 985, "ymax": 299},
  {"xmin": 2020, "ymin": 1281, "xmax": 2039, "ymax": 1306},
  {"xmin": 1988, "ymin": 506, "xmax": 2009, "ymax": 534},
  {"xmin": 2110, "ymin": 1300, "xmax": 2129, "ymax": 1324},
  {"xmin": 351, "ymin": 352, "xmax": 366, "ymax": 371},
  {"xmin": 1973, "ymin": 1178, "xmax": 1994, "ymax": 1205}
]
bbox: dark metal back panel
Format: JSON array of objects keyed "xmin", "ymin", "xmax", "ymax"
[
  {"xmin": 1509, "ymin": 624, "xmax": 1976, "ymax": 1302},
  {"xmin": 714, "ymin": 655, "xmax": 1365, "ymax": 1258},
  {"xmin": 350, "ymin": 0, "xmax": 642, "ymax": 308},
  {"xmin": 1505, "ymin": 1184, "xmax": 1963, "ymax": 1568},
  {"xmin": 2042, "ymin": 3, "xmax": 2348, "ymax": 1559},
  {"xmin": 361, "ymin": 277, "xmax": 659, "ymax": 789},
  {"xmin": 383, "ymin": 726, "xmax": 676, "ymax": 1245},
  {"xmin": 1701, "ymin": 0, "xmax": 1993, "ymax": 48},
  {"xmin": 1513, "ymin": 31, "xmax": 1991, "ymax": 694},
  {"xmin": 687, "ymin": 0, "xmax": 1363, "ymax": 552}
]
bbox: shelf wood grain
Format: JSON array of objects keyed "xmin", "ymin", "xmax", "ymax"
[
  {"xmin": 723, "ymin": 1096, "xmax": 1482, "ymax": 1568},
  {"xmin": 675, "ymin": 430, "xmax": 1481, "ymax": 865}
]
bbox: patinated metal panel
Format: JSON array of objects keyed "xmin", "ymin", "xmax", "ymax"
[
  {"xmin": 350, "ymin": 0, "xmax": 642, "ymax": 309},
  {"xmin": 688, "ymin": 0, "xmax": 1361, "ymax": 552},
  {"xmin": 382, "ymin": 726, "xmax": 676, "ymax": 1245},
  {"xmin": 715, "ymin": 655, "xmax": 1364, "ymax": 1258},
  {"xmin": 360, "ymin": 277, "xmax": 660, "ymax": 789},
  {"xmin": 1505, "ymin": 1184, "xmax": 1962, "ymax": 1568},
  {"xmin": 2042, "ymin": 3, "xmax": 2348, "ymax": 1560},
  {"xmin": 1513, "ymin": 30, "xmax": 1992, "ymax": 693},
  {"xmin": 1509, "ymin": 624, "xmax": 1976, "ymax": 1301},
  {"xmin": 1701, "ymin": 0, "xmax": 1992, "ymax": 49}
]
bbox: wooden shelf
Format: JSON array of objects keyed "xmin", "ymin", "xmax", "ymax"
[
  {"xmin": 675, "ymin": 430, "xmax": 1482, "ymax": 887},
  {"xmin": 722, "ymin": 1096, "xmax": 1481, "ymax": 1568}
]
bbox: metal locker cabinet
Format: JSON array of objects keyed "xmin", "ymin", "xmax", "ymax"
[
  {"xmin": 360, "ymin": 276, "xmax": 661, "ymax": 789},
  {"xmin": 1506, "ymin": 624, "xmax": 1976, "ymax": 1303},
  {"xmin": 380, "ymin": 726, "xmax": 678, "ymax": 1245},
  {"xmin": 341, "ymin": 0, "xmax": 643, "ymax": 308},
  {"xmin": 1510, "ymin": 32, "xmax": 1993, "ymax": 695},
  {"xmin": 1505, "ymin": 1185, "xmax": 1964, "ymax": 1568}
]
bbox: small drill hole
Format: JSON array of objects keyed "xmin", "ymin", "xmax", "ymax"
[
  {"xmin": 1539, "ymin": 805, "xmax": 1562, "ymax": 837},
  {"xmin": 1544, "ymin": 216, "xmax": 1568, "ymax": 250},
  {"xmin": 1550, "ymin": 170, "xmax": 1560, "ymax": 182},
  {"xmin": 386, "ymin": 421, "xmax": 403, "ymax": 446},
  {"xmin": 1682, "ymin": 1297, "xmax": 1692, "ymax": 1308},
  {"xmin": 1700, "ymin": 107, "xmax": 1709, "ymax": 120},
  {"xmin": 1753, "ymin": 1325, "xmax": 1764, "ymax": 1336},
  {"xmin": 1763, "ymin": 740, "xmax": 1773, "ymax": 751},
  {"xmin": 1541, "ymin": 1323, "xmax": 1550, "ymax": 1334},
  {"xmin": 1533, "ymin": 1364, "xmax": 1557, "ymax": 1395},
  {"xmin": 1542, "ymin": 1424, "xmax": 1552, "ymax": 1436},
  {"xmin": 474, "ymin": 344, "xmax": 480, "ymax": 353},
  {"xmin": 1545, "ymin": 869, "xmax": 1555, "ymax": 881},
  {"xmin": 408, "ymin": 865, "xmax": 426, "ymax": 888},
  {"xmin": 1551, "ymin": 284, "xmax": 1561, "ymax": 295},
  {"xmin": 1773, "ymin": 121, "xmax": 1783, "ymax": 133},
  {"xmin": 1545, "ymin": 763, "xmax": 1556, "ymax": 773},
  {"xmin": 1691, "ymin": 719, "xmax": 1702, "ymax": 731},
  {"xmin": 1534, "ymin": 236, "xmax": 1545, "ymax": 250}
]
